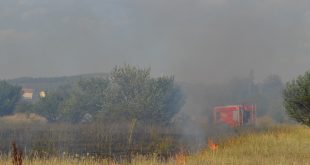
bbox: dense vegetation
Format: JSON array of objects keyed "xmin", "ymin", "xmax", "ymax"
[
  {"xmin": 5, "ymin": 67, "xmax": 289, "ymax": 124},
  {"xmin": 283, "ymin": 71, "xmax": 310, "ymax": 126},
  {"xmin": 0, "ymin": 81, "xmax": 21, "ymax": 116},
  {"xmin": 34, "ymin": 65, "xmax": 184, "ymax": 124}
]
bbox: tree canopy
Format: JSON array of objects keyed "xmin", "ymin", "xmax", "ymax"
[
  {"xmin": 0, "ymin": 81, "xmax": 21, "ymax": 116},
  {"xmin": 283, "ymin": 71, "xmax": 310, "ymax": 126},
  {"xmin": 35, "ymin": 65, "xmax": 184, "ymax": 124},
  {"xmin": 101, "ymin": 65, "xmax": 184, "ymax": 124}
]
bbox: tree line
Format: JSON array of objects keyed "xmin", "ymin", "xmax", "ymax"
[
  {"xmin": 0, "ymin": 65, "xmax": 309, "ymax": 127},
  {"xmin": 0, "ymin": 65, "xmax": 184, "ymax": 124}
]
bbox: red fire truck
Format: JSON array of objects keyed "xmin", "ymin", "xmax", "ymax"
[{"xmin": 213, "ymin": 104, "xmax": 256, "ymax": 127}]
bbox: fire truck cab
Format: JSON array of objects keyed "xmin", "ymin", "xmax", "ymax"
[{"xmin": 213, "ymin": 104, "xmax": 256, "ymax": 127}]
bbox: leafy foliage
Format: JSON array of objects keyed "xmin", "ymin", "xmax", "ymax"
[
  {"xmin": 283, "ymin": 71, "xmax": 310, "ymax": 126},
  {"xmin": 35, "ymin": 65, "xmax": 184, "ymax": 124},
  {"xmin": 101, "ymin": 65, "xmax": 184, "ymax": 124},
  {"xmin": 35, "ymin": 78, "xmax": 108, "ymax": 122},
  {"xmin": 0, "ymin": 81, "xmax": 21, "ymax": 116},
  {"xmin": 35, "ymin": 85, "xmax": 71, "ymax": 121}
]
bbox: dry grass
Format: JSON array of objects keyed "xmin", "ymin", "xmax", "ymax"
[
  {"xmin": 186, "ymin": 124, "xmax": 310, "ymax": 165},
  {"xmin": 0, "ymin": 124, "xmax": 309, "ymax": 165},
  {"xmin": 11, "ymin": 142, "xmax": 23, "ymax": 165}
]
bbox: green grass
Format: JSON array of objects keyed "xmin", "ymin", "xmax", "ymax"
[{"xmin": 1, "ymin": 125, "xmax": 309, "ymax": 165}]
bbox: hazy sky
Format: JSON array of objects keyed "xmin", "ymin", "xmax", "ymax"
[{"xmin": 0, "ymin": 0, "xmax": 309, "ymax": 83}]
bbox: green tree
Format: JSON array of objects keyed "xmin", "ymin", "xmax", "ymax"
[
  {"xmin": 35, "ymin": 84, "xmax": 72, "ymax": 121},
  {"xmin": 35, "ymin": 78, "xmax": 108, "ymax": 122},
  {"xmin": 101, "ymin": 65, "xmax": 184, "ymax": 124},
  {"xmin": 283, "ymin": 71, "xmax": 310, "ymax": 126},
  {"xmin": 0, "ymin": 81, "xmax": 21, "ymax": 116},
  {"xmin": 58, "ymin": 78, "xmax": 108, "ymax": 122},
  {"xmin": 34, "ymin": 65, "xmax": 184, "ymax": 124}
]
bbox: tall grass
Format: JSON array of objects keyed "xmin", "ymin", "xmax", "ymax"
[
  {"xmin": 0, "ymin": 121, "xmax": 185, "ymax": 159},
  {"xmin": 185, "ymin": 125, "xmax": 310, "ymax": 165},
  {"xmin": 0, "ymin": 124, "xmax": 308, "ymax": 165},
  {"xmin": 11, "ymin": 142, "xmax": 23, "ymax": 165}
]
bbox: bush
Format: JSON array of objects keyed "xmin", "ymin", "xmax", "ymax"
[
  {"xmin": 283, "ymin": 71, "xmax": 310, "ymax": 126},
  {"xmin": 0, "ymin": 81, "xmax": 21, "ymax": 116},
  {"xmin": 35, "ymin": 65, "xmax": 184, "ymax": 124}
]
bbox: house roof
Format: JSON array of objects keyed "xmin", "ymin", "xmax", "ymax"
[{"xmin": 22, "ymin": 88, "xmax": 34, "ymax": 93}]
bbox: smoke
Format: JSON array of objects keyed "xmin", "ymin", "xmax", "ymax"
[
  {"xmin": 1, "ymin": 0, "xmax": 308, "ymax": 153},
  {"xmin": 0, "ymin": 0, "xmax": 309, "ymax": 83}
]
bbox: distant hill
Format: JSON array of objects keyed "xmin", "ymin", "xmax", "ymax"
[{"xmin": 7, "ymin": 73, "xmax": 109, "ymax": 92}]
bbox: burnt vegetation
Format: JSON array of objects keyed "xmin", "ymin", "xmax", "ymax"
[{"xmin": 11, "ymin": 141, "xmax": 23, "ymax": 165}]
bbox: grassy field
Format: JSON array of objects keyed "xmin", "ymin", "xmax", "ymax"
[{"xmin": 1, "ymin": 125, "xmax": 309, "ymax": 165}]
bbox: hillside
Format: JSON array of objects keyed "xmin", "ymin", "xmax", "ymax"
[{"xmin": 6, "ymin": 73, "xmax": 108, "ymax": 92}]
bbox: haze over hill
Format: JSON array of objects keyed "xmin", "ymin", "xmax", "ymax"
[
  {"xmin": 7, "ymin": 72, "xmax": 108, "ymax": 91},
  {"xmin": 0, "ymin": 0, "xmax": 310, "ymax": 84}
]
